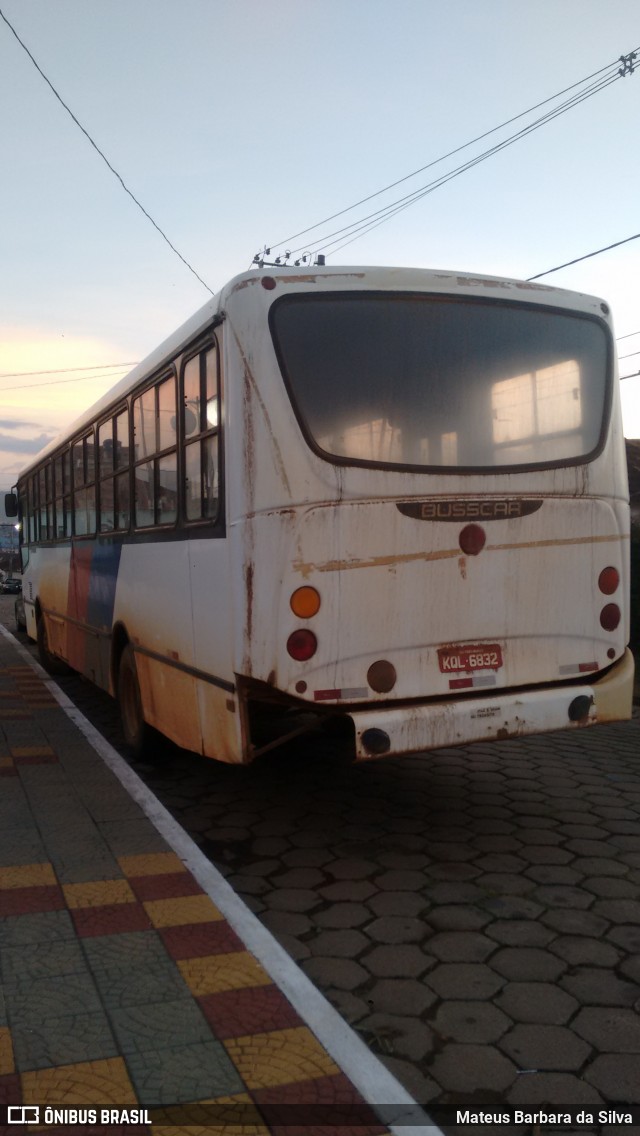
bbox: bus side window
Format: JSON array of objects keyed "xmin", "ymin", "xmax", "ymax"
[
  {"xmin": 73, "ymin": 433, "xmax": 97, "ymax": 536},
  {"xmin": 183, "ymin": 345, "xmax": 219, "ymax": 522},
  {"xmin": 133, "ymin": 374, "xmax": 177, "ymax": 528}
]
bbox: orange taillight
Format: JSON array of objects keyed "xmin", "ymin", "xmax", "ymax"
[{"xmin": 290, "ymin": 586, "xmax": 321, "ymax": 618}]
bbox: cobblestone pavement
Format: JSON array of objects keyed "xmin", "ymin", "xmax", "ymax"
[{"xmin": 3, "ymin": 598, "xmax": 640, "ymax": 1110}]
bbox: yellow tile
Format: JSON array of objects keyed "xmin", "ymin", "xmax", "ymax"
[
  {"xmin": 0, "ymin": 755, "xmax": 14, "ymax": 768},
  {"xmin": 0, "ymin": 1027, "xmax": 15, "ymax": 1075},
  {"xmin": 22, "ymin": 1057, "xmax": 137, "ymax": 1105},
  {"xmin": 118, "ymin": 851, "xmax": 187, "ymax": 877},
  {"xmin": 63, "ymin": 879, "xmax": 135, "ymax": 909},
  {"xmin": 224, "ymin": 1026, "xmax": 339, "ymax": 1089},
  {"xmin": 144, "ymin": 894, "xmax": 224, "ymax": 928},
  {"xmin": 151, "ymin": 1093, "xmax": 270, "ymax": 1136},
  {"xmin": 177, "ymin": 952, "xmax": 272, "ymax": 996},
  {"xmin": 0, "ymin": 863, "xmax": 57, "ymax": 889}
]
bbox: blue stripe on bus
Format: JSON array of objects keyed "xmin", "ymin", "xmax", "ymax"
[{"xmin": 86, "ymin": 541, "xmax": 123, "ymax": 630}]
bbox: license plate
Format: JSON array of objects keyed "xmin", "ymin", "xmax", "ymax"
[{"xmin": 438, "ymin": 644, "xmax": 503, "ymax": 674}]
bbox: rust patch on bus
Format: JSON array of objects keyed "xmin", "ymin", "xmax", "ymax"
[
  {"xmin": 231, "ymin": 324, "xmax": 291, "ymax": 497},
  {"xmin": 293, "ymin": 532, "xmax": 626, "ymax": 576}
]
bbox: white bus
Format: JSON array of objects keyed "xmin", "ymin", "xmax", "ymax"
[{"xmin": 7, "ymin": 266, "xmax": 634, "ymax": 762}]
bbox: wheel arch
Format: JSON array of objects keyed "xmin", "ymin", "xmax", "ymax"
[{"xmin": 111, "ymin": 622, "xmax": 130, "ymax": 697}]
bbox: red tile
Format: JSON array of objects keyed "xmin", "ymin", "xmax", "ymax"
[
  {"xmin": 159, "ymin": 920, "xmax": 244, "ymax": 959},
  {"xmin": 0, "ymin": 885, "xmax": 65, "ymax": 916},
  {"xmin": 0, "ymin": 1073, "xmax": 20, "ymax": 1104},
  {"xmin": 72, "ymin": 902, "xmax": 153, "ymax": 937},
  {"xmin": 199, "ymin": 983, "xmax": 303, "ymax": 1039},
  {"xmin": 0, "ymin": 767, "xmax": 18, "ymax": 777},
  {"xmin": 128, "ymin": 872, "xmax": 204, "ymax": 902}
]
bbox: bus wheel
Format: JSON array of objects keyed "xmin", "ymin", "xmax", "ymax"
[
  {"xmin": 118, "ymin": 644, "xmax": 149, "ymax": 757},
  {"xmin": 36, "ymin": 615, "xmax": 72, "ymax": 676}
]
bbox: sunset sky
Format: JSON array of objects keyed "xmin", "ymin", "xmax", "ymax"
[{"xmin": 1, "ymin": 0, "xmax": 639, "ymax": 486}]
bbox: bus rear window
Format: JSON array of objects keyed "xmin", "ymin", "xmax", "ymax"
[{"xmin": 271, "ymin": 294, "xmax": 610, "ymax": 470}]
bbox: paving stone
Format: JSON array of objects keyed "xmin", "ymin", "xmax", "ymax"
[
  {"xmin": 433, "ymin": 1000, "xmax": 511, "ymax": 1043},
  {"xmin": 281, "ymin": 847, "xmax": 333, "ymax": 868},
  {"xmin": 308, "ymin": 929, "xmax": 368, "ymax": 958},
  {"xmin": 377, "ymin": 1054, "xmax": 440, "ymax": 1104},
  {"xmin": 11, "ymin": 1011, "xmax": 119, "ymax": 1071},
  {"xmin": 571, "ymin": 857, "xmax": 630, "ymax": 877},
  {"xmin": 584, "ymin": 1055, "xmax": 640, "ymax": 1102},
  {"xmin": 356, "ymin": 1012, "xmax": 433, "ymax": 1061},
  {"xmin": 362, "ymin": 945, "xmax": 433, "ymax": 979},
  {"xmin": 374, "ymin": 870, "xmax": 428, "ymax": 892},
  {"xmin": 524, "ymin": 864, "xmax": 583, "ymax": 885},
  {"xmin": 109, "ymin": 997, "xmax": 213, "ymax": 1054},
  {"xmin": 427, "ymin": 931, "xmax": 495, "ymax": 962},
  {"xmin": 499, "ymin": 1023, "xmax": 591, "ymax": 1070},
  {"xmin": 477, "ymin": 871, "xmax": 536, "ymax": 895},
  {"xmin": 271, "ymin": 867, "xmax": 326, "ymax": 889},
  {"xmin": 582, "ymin": 876, "xmax": 639, "ymax": 898},
  {"xmin": 367, "ymin": 891, "xmax": 426, "ymax": 917},
  {"xmin": 591, "ymin": 899, "xmax": 640, "ymax": 924},
  {"xmin": 260, "ymin": 910, "xmax": 313, "ymax": 937},
  {"xmin": 560, "ymin": 968, "xmax": 640, "ymax": 1007},
  {"xmin": 263, "ymin": 888, "xmax": 322, "ymax": 912},
  {"xmin": 489, "ymin": 947, "xmax": 567, "ymax": 982},
  {"xmin": 126, "ymin": 1039, "xmax": 244, "ymax": 1104},
  {"xmin": 549, "ymin": 936, "xmax": 620, "ymax": 967},
  {"xmin": 319, "ymin": 880, "xmax": 377, "ymax": 902},
  {"xmin": 426, "ymin": 905, "xmax": 491, "ymax": 931},
  {"xmin": 495, "ymin": 982, "xmax": 579, "ymax": 1025},
  {"xmin": 484, "ymin": 897, "xmax": 548, "ymax": 924},
  {"xmin": 573, "ymin": 1007, "xmax": 640, "ymax": 1052},
  {"xmin": 506, "ymin": 1071, "xmax": 604, "ymax": 1105},
  {"xmin": 365, "ymin": 978, "xmax": 437, "ymax": 1016},
  {"xmin": 485, "ymin": 920, "xmax": 556, "ymax": 947},
  {"xmin": 324, "ymin": 989, "xmax": 370, "ymax": 1024},
  {"xmin": 6, "ymin": 972, "xmax": 103, "ymax": 1026},
  {"xmin": 425, "ymin": 963, "xmax": 504, "ymax": 999},
  {"xmin": 365, "ymin": 916, "xmax": 427, "ymax": 944},
  {"xmin": 326, "ymin": 858, "xmax": 380, "ymax": 879},
  {"xmin": 424, "ymin": 882, "xmax": 485, "ymax": 905},
  {"xmin": 301, "ymin": 957, "xmax": 368, "ymax": 990},
  {"xmin": 312, "ymin": 903, "xmax": 370, "ymax": 929},
  {"xmin": 429, "ymin": 1042, "xmax": 517, "ymax": 1093},
  {"xmin": 540, "ymin": 909, "xmax": 611, "ymax": 936},
  {"xmin": 531, "ymin": 884, "xmax": 594, "ymax": 909}
]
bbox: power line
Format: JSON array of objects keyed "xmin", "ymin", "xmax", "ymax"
[
  {"xmin": 0, "ymin": 7, "xmax": 214, "ymax": 297},
  {"xmin": 308, "ymin": 68, "xmax": 627, "ymax": 259},
  {"xmin": 260, "ymin": 49, "xmax": 636, "ymax": 262},
  {"xmin": 0, "ymin": 362, "xmax": 137, "ymax": 379},
  {"xmin": 0, "ymin": 370, "xmax": 129, "ymax": 394},
  {"xmin": 619, "ymin": 349, "xmax": 640, "ymax": 361},
  {"xmin": 617, "ymin": 330, "xmax": 640, "ymax": 341},
  {"xmin": 268, "ymin": 56, "xmax": 621, "ymax": 253},
  {"xmin": 527, "ymin": 230, "xmax": 640, "ymax": 281}
]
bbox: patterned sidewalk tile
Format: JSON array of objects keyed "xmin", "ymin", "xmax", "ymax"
[
  {"xmin": 143, "ymin": 894, "xmax": 224, "ymax": 928},
  {"xmin": 0, "ymin": 884, "xmax": 65, "ymax": 916},
  {"xmin": 118, "ymin": 851, "xmax": 188, "ymax": 877},
  {"xmin": 0, "ymin": 1027, "xmax": 15, "ymax": 1075},
  {"xmin": 109, "ymin": 998, "xmax": 213, "ymax": 1055},
  {"xmin": 128, "ymin": 872, "xmax": 204, "ymax": 902},
  {"xmin": 21, "ymin": 1057, "xmax": 138, "ymax": 1105},
  {"xmin": 5, "ymin": 973, "xmax": 103, "ymax": 1027},
  {"xmin": 11, "ymin": 1010, "xmax": 119, "ymax": 1071},
  {"xmin": 198, "ymin": 984, "xmax": 303, "ymax": 1040},
  {"xmin": 125, "ymin": 1040, "xmax": 245, "ymax": 1106},
  {"xmin": 160, "ymin": 920, "xmax": 245, "ymax": 960},
  {"xmin": 71, "ymin": 902, "xmax": 153, "ymax": 937},
  {"xmin": 224, "ymin": 1026, "xmax": 339, "ymax": 1089},
  {"xmin": 178, "ymin": 952, "xmax": 273, "ymax": 996},
  {"xmin": 1, "ymin": 938, "xmax": 88, "ymax": 984},
  {"xmin": 0, "ymin": 862, "xmax": 57, "ymax": 889},
  {"xmin": 63, "ymin": 879, "xmax": 136, "ymax": 909},
  {"xmin": 0, "ymin": 910, "xmax": 76, "ymax": 947}
]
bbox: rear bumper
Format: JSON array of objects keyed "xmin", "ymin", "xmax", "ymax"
[{"xmin": 348, "ymin": 648, "xmax": 635, "ymax": 760}]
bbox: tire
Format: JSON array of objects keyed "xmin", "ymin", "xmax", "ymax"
[
  {"xmin": 117, "ymin": 643, "xmax": 150, "ymax": 757},
  {"xmin": 36, "ymin": 614, "xmax": 72, "ymax": 676}
]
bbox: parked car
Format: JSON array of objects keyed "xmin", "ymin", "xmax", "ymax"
[
  {"xmin": 1, "ymin": 576, "xmax": 21, "ymax": 595},
  {"xmin": 15, "ymin": 593, "xmax": 26, "ymax": 631}
]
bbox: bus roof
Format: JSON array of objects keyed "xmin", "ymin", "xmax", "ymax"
[{"xmin": 16, "ymin": 264, "xmax": 606, "ymax": 481}]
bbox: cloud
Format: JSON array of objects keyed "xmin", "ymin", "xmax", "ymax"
[
  {"xmin": 0, "ymin": 433, "xmax": 55, "ymax": 454},
  {"xmin": 0, "ymin": 419, "xmax": 39, "ymax": 430}
]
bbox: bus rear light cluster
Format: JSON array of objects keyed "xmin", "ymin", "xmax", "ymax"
[
  {"xmin": 287, "ymin": 587, "xmax": 320, "ymax": 661},
  {"xmin": 597, "ymin": 567, "xmax": 620, "ymax": 631},
  {"xmin": 287, "ymin": 629, "xmax": 317, "ymax": 661},
  {"xmin": 600, "ymin": 604, "xmax": 621, "ymax": 632}
]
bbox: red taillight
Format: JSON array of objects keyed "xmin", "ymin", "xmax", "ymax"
[
  {"xmin": 598, "ymin": 567, "xmax": 619, "ymax": 595},
  {"xmin": 287, "ymin": 629, "xmax": 317, "ymax": 661},
  {"xmin": 459, "ymin": 524, "xmax": 486, "ymax": 556},
  {"xmin": 600, "ymin": 604, "xmax": 621, "ymax": 631}
]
